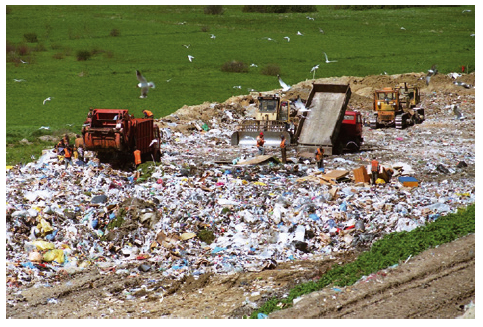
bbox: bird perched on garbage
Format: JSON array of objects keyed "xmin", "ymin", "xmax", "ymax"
[
  {"xmin": 277, "ymin": 75, "xmax": 291, "ymax": 92},
  {"xmin": 426, "ymin": 64, "xmax": 438, "ymax": 85},
  {"xmin": 136, "ymin": 70, "xmax": 155, "ymax": 98}
]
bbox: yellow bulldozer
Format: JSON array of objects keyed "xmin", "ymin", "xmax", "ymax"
[
  {"xmin": 369, "ymin": 83, "xmax": 425, "ymax": 129},
  {"xmin": 230, "ymin": 94, "xmax": 298, "ymax": 146}
]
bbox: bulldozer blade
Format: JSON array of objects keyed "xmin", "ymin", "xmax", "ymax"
[{"xmin": 231, "ymin": 131, "xmax": 291, "ymax": 147}]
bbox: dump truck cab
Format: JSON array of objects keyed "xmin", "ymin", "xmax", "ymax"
[{"xmin": 339, "ymin": 110, "xmax": 364, "ymax": 152}]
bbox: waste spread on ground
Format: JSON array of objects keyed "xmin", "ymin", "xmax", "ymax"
[{"xmin": 5, "ymin": 73, "xmax": 475, "ymax": 309}]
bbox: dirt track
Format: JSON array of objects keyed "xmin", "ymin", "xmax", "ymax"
[{"xmin": 6, "ymin": 234, "xmax": 475, "ymax": 319}]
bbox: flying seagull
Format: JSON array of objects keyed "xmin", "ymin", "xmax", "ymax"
[
  {"xmin": 284, "ymin": 36, "xmax": 290, "ymax": 42},
  {"xmin": 262, "ymin": 37, "xmax": 276, "ymax": 41},
  {"xmin": 306, "ymin": 16, "xmax": 314, "ymax": 20},
  {"xmin": 20, "ymin": 59, "xmax": 28, "ymax": 64},
  {"xmin": 297, "ymin": 31, "xmax": 304, "ymax": 36},
  {"xmin": 136, "ymin": 70, "xmax": 155, "ymax": 98},
  {"xmin": 319, "ymin": 28, "xmax": 325, "ymax": 34},
  {"xmin": 38, "ymin": 126, "xmax": 50, "ymax": 130},
  {"xmin": 323, "ymin": 52, "xmax": 337, "ymax": 63},
  {"xmin": 294, "ymin": 95, "xmax": 311, "ymax": 113},
  {"xmin": 43, "ymin": 97, "xmax": 52, "ymax": 105},
  {"xmin": 250, "ymin": 63, "xmax": 258, "ymax": 67},
  {"xmin": 210, "ymin": 34, "xmax": 216, "ymax": 39},
  {"xmin": 183, "ymin": 44, "xmax": 190, "ymax": 48},
  {"xmin": 310, "ymin": 64, "xmax": 319, "ymax": 79},
  {"xmin": 13, "ymin": 79, "xmax": 25, "ymax": 82},
  {"xmin": 462, "ymin": 9, "xmax": 471, "ymax": 13},
  {"xmin": 188, "ymin": 55, "xmax": 195, "ymax": 62},
  {"xmin": 426, "ymin": 64, "xmax": 438, "ymax": 85},
  {"xmin": 277, "ymin": 75, "xmax": 291, "ymax": 92}
]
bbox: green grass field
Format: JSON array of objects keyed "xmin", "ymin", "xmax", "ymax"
[{"xmin": 5, "ymin": 5, "xmax": 475, "ymax": 164}]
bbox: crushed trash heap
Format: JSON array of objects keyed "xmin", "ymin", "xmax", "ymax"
[{"xmin": 5, "ymin": 87, "xmax": 475, "ymax": 289}]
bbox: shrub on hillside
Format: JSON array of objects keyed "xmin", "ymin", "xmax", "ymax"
[
  {"xmin": 109, "ymin": 28, "xmax": 120, "ymax": 37},
  {"xmin": 16, "ymin": 44, "xmax": 30, "ymax": 56},
  {"xmin": 23, "ymin": 33, "xmax": 38, "ymax": 43},
  {"xmin": 201, "ymin": 25, "xmax": 210, "ymax": 32},
  {"xmin": 204, "ymin": 5, "xmax": 224, "ymax": 15},
  {"xmin": 243, "ymin": 5, "xmax": 317, "ymax": 13},
  {"xmin": 221, "ymin": 60, "xmax": 249, "ymax": 73},
  {"xmin": 261, "ymin": 64, "xmax": 280, "ymax": 76},
  {"xmin": 76, "ymin": 50, "xmax": 91, "ymax": 61},
  {"xmin": 52, "ymin": 52, "xmax": 64, "ymax": 60}
]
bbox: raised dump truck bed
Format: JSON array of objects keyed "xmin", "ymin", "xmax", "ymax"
[{"xmin": 296, "ymin": 84, "xmax": 351, "ymax": 155}]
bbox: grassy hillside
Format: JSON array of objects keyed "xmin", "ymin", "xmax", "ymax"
[{"xmin": 5, "ymin": 5, "xmax": 475, "ymax": 164}]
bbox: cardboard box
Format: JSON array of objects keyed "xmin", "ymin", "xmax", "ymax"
[{"xmin": 353, "ymin": 166, "xmax": 370, "ymax": 183}]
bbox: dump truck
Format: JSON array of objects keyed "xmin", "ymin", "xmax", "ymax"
[
  {"xmin": 82, "ymin": 108, "xmax": 161, "ymax": 164},
  {"xmin": 369, "ymin": 83, "xmax": 424, "ymax": 129},
  {"xmin": 231, "ymin": 83, "xmax": 363, "ymax": 155}
]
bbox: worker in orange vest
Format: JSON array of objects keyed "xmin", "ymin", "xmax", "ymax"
[
  {"xmin": 371, "ymin": 157, "xmax": 380, "ymax": 185},
  {"xmin": 315, "ymin": 146, "xmax": 324, "ymax": 170},
  {"xmin": 256, "ymin": 132, "xmax": 265, "ymax": 155},
  {"xmin": 143, "ymin": 110, "xmax": 154, "ymax": 119},
  {"xmin": 280, "ymin": 134, "xmax": 287, "ymax": 164},
  {"xmin": 63, "ymin": 145, "xmax": 73, "ymax": 168},
  {"xmin": 134, "ymin": 148, "xmax": 142, "ymax": 168}
]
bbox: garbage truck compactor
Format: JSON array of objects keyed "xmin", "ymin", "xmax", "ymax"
[
  {"xmin": 82, "ymin": 108, "xmax": 161, "ymax": 163},
  {"xmin": 231, "ymin": 83, "xmax": 363, "ymax": 155}
]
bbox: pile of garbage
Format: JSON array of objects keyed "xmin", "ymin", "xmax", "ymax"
[{"xmin": 5, "ymin": 88, "xmax": 475, "ymax": 290}]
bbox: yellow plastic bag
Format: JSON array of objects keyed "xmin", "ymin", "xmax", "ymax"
[
  {"xmin": 37, "ymin": 218, "xmax": 53, "ymax": 235},
  {"xmin": 32, "ymin": 240, "xmax": 55, "ymax": 251},
  {"xmin": 375, "ymin": 178, "xmax": 386, "ymax": 184},
  {"xmin": 42, "ymin": 249, "xmax": 64, "ymax": 263}
]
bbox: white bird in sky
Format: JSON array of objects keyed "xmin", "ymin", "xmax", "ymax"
[
  {"xmin": 183, "ymin": 44, "xmax": 190, "ymax": 48},
  {"xmin": 323, "ymin": 52, "xmax": 337, "ymax": 63},
  {"xmin": 306, "ymin": 16, "xmax": 314, "ymax": 20},
  {"xmin": 262, "ymin": 37, "xmax": 276, "ymax": 41},
  {"xmin": 136, "ymin": 70, "xmax": 155, "ymax": 98},
  {"xmin": 39, "ymin": 126, "xmax": 50, "ymax": 130},
  {"xmin": 462, "ymin": 9, "xmax": 471, "ymax": 13},
  {"xmin": 43, "ymin": 97, "xmax": 52, "ymax": 105},
  {"xmin": 188, "ymin": 55, "xmax": 195, "ymax": 62},
  {"xmin": 277, "ymin": 75, "xmax": 291, "ymax": 92},
  {"xmin": 233, "ymin": 85, "xmax": 241, "ymax": 89},
  {"xmin": 250, "ymin": 63, "xmax": 258, "ymax": 67},
  {"xmin": 400, "ymin": 26, "xmax": 406, "ymax": 30},
  {"xmin": 297, "ymin": 31, "xmax": 304, "ymax": 36},
  {"xmin": 210, "ymin": 34, "xmax": 216, "ymax": 39},
  {"xmin": 426, "ymin": 64, "xmax": 438, "ymax": 85},
  {"xmin": 284, "ymin": 36, "xmax": 290, "ymax": 42},
  {"xmin": 310, "ymin": 64, "xmax": 319, "ymax": 79},
  {"xmin": 319, "ymin": 28, "xmax": 325, "ymax": 34},
  {"xmin": 149, "ymin": 139, "xmax": 158, "ymax": 147},
  {"xmin": 20, "ymin": 59, "xmax": 28, "ymax": 64},
  {"xmin": 13, "ymin": 79, "xmax": 25, "ymax": 82}
]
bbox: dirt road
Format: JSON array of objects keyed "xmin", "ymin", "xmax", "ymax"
[{"xmin": 6, "ymin": 234, "xmax": 474, "ymax": 319}]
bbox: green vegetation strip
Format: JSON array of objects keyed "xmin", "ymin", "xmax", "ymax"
[{"xmin": 250, "ymin": 204, "xmax": 475, "ymax": 318}]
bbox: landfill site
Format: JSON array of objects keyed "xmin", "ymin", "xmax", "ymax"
[{"xmin": 5, "ymin": 72, "xmax": 476, "ymax": 319}]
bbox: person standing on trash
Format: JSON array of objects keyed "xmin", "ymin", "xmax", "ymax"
[
  {"xmin": 143, "ymin": 110, "xmax": 154, "ymax": 119},
  {"xmin": 63, "ymin": 145, "xmax": 73, "ymax": 168},
  {"xmin": 256, "ymin": 132, "xmax": 265, "ymax": 155},
  {"xmin": 315, "ymin": 146, "xmax": 324, "ymax": 170},
  {"xmin": 371, "ymin": 157, "xmax": 380, "ymax": 185},
  {"xmin": 76, "ymin": 144, "xmax": 85, "ymax": 164},
  {"xmin": 280, "ymin": 134, "xmax": 287, "ymax": 164}
]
